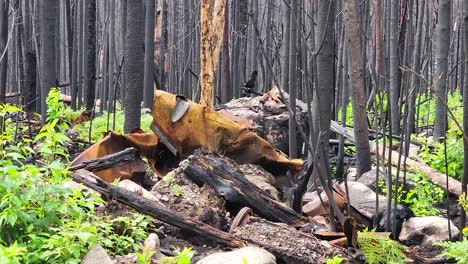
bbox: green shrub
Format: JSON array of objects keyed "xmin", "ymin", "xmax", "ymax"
[
  {"xmin": 73, "ymin": 108, "xmax": 153, "ymax": 142},
  {"xmin": 357, "ymin": 228, "xmax": 406, "ymax": 264},
  {"xmin": 434, "ymin": 238, "xmax": 468, "ymax": 264},
  {"xmin": 0, "ymin": 90, "xmax": 154, "ymax": 263},
  {"xmin": 160, "ymin": 247, "xmax": 195, "ymax": 264},
  {"xmin": 378, "ymin": 172, "xmax": 444, "ymax": 216}
]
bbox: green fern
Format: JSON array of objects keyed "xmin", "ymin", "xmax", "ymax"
[
  {"xmin": 434, "ymin": 239, "xmax": 468, "ymax": 264},
  {"xmin": 357, "ymin": 228, "xmax": 406, "ymax": 264}
]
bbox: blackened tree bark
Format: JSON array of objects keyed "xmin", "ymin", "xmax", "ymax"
[
  {"xmin": 281, "ymin": 0, "xmax": 290, "ymax": 94},
  {"xmin": 40, "ymin": 0, "xmax": 58, "ymax": 122},
  {"xmin": 124, "ymin": 0, "xmax": 144, "ymax": 132},
  {"xmin": 312, "ymin": 0, "xmax": 334, "ymax": 155},
  {"xmin": 22, "ymin": 0, "xmax": 36, "ymax": 112},
  {"xmin": 344, "ymin": 0, "xmax": 372, "ymax": 176},
  {"xmin": 108, "ymin": 0, "xmax": 116, "ymax": 111},
  {"xmin": 183, "ymin": 0, "xmax": 191, "ymax": 98},
  {"xmin": 221, "ymin": 1, "xmax": 231, "ymax": 103},
  {"xmin": 389, "ymin": 0, "xmax": 401, "ymax": 134},
  {"xmin": 231, "ymin": 0, "xmax": 242, "ymax": 98},
  {"xmin": 461, "ymin": 0, "xmax": 468, "ymax": 235},
  {"xmin": 143, "ymin": 0, "xmax": 156, "ymax": 108},
  {"xmin": 405, "ymin": 0, "xmax": 425, "ymax": 154},
  {"xmin": 159, "ymin": 0, "xmax": 168, "ymax": 90},
  {"xmin": 0, "ymin": 0, "xmax": 9, "ymax": 103},
  {"xmin": 85, "ymin": 0, "xmax": 96, "ymax": 111},
  {"xmin": 288, "ymin": 0, "xmax": 298, "ymax": 158},
  {"xmin": 433, "ymin": 0, "xmax": 451, "ymax": 140}
]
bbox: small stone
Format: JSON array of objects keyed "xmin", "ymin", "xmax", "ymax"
[
  {"xmin": 347, "ymin": 168, "xmax": 358, "ymax": 182},
  {"xmin": 143, "ymin": 233, "xmax": 160, "ymax": 254},
  {"xmin": 399, "ymin": 216, "xmax": 460, "ymax": 245},
  {"xmin": 196, "ymin": 246, "xmax": 276, "ymax": 264},
  {"xmin": 81, "ymin": 244, "xmax": 112, "ymax": 264},
  {"xmin": 115, "ymin": 179, "xmax": 162, "ymax": 204},
  {"xmin": 343, "ymin": 181, "xmax": 387, "ymax": 219}
]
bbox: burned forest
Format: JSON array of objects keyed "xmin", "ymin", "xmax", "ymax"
[{"xmin": 2, "ymin": 0, "xmax": 468, "ymax": 263}]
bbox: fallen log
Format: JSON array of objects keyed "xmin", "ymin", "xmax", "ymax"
[
  {"xmin": 330, "ymin": 120, "xmax": 466, "ymax": 196},
  {"xmin": 180, "ymin": 150, "xmax": 308, "ymax": 226},
  {"xmin": 71, "ymin": 169, "xmax": 246, "ymax": 248},
  {"xmin": 69, "ymin": 147, "xmax": 137, "ymax": 172},
  {"xmin": 368, "ymin": 143, "xmax": 464, "ymax": 196},
  {"xmin": 230, "ymin": 216, "xmax": 353, "ymax": 264}
]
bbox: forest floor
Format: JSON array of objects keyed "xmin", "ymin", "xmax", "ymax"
[{"xmin": 1, "ymin": 88, "xmax": 467, "ymax": 264}]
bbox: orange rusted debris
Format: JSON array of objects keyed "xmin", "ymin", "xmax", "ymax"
[
  {"xmin": 72, "ymin": 90, "xmax": 303, "ymax": 183},
  {"xmin": 71, "ymin": 129, "xmax": 162, "ymax": 182},
  {"xmin": 152, "ymin": 90, "xmax": 303, "ymax": 176}
]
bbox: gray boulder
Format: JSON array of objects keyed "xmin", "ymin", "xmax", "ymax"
[
  {"xmin": 345, "ymin": 181, "xmax": 387, "ymax": 219},
  {"xmin": 81, "ymin": 244, "xmax": 112, "ymax": 264},
  {"xmin": 399, "ymin": 216, "xmax": 460, "ymax": 245},
  {"xmin": 115, "ymin": 179, "xmax": 162, "ymax": 203},
  {"xmin": 196, "ymin": 246, "xmax": 276, "ymax": 264}
]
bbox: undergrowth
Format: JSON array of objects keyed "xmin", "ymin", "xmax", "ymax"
[
  {"xmin": 73, "ymin": 108, "xmax": 153, "ymax": 142},
  {"xmin": 434, "ymin": 228, "xmax": 468, "ymax": 264},
  {"xmin": 0, "ymin": 88, "xmax": 153, "ymax": 263},
  {"xmin": 357, "ymin": 228, "xmax": 406, "ymax": 264},
  {"xmin": 378, "ymin": 172, "xmax": 445, "ymax": 216}
]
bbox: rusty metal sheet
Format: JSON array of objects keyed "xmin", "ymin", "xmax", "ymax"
[
  {"xmin": 151, "ymin": 90, "xmax": 303, "ymax": 176},
  {"xmin": 70, "ymin": 130, "xmax": 161, "ymax": 182}
]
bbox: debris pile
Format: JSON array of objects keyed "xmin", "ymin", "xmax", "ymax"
[{"xmin": 70, "ymin": 88, "xmax": 459, "ymax": 263}]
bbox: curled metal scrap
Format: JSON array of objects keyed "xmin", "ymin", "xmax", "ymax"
[{"xmin": 71, "ymin": 90, "xmax": 303, "ymax": 183}]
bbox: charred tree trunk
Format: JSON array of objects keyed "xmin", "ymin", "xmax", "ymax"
[
  {"xmin": 461, "ymin": 0, "xmax": 468, "ymax": 237},
  {"xmin": 143, "ymin": 0, "xmax": 156, "ymax": 108},
  {"xmin": 85, "ymin": 0, "xmax": 96, "ymax": 111},
  {"xmin": 0, "ymin": 0, "xmax": 9, "ymax": 103},
  {"xmin": 40, "ymin": 0, "xmax": 58, "ymax": 123},
  {"xmin": 221, "ymin": 2, "xmax": 231, "ymax": 103},
  {"xmin": 123, "ymin": 0, "xmax": 144, "ymax": 132},
  {"xmin": 344, "ymin": 0, "xmax": 372, "ymax": 176},
  {"xmin": 433, "ymin": 0, "xmax": 451, "ymax": 140},
  {"xmin": 389, "ymin": 0, "xmax": 401, "ymax": 134}
]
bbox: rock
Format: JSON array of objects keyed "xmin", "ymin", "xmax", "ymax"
[
  {"xmin": 302, "ymin": 189, "xmax": 345, "ymax": 217},
  {"xmin": 407, "ymin": 144, "xmax": 421, "ymax": 161},
  {"xmin": 399, "ymin": 216, "xmax": 460, "ymax": 245},
  {"xmin": 63, "ymin": 180, "xmax": 98, "ymax": 196},
  {"xmin": 300, "ymin": 215, "xmax": 332, "ymax": 233},
  {"xmin": 345, "ymin": 181, "xmax": 387, "ymax": 219},
  {"xmin": 143, "ymin": 233, "xmax": 160, "ymax": 254},
  {"xmin": 377, "ymin": 204, "xmax": 413, "ymax": 234},
  {"xmin": 115, "ymin": 179, "xmax": 161, "ymax": 203},
  {"xmin": 196, "ymin": 246, "xmax": 276, "ymax": 264},
  {"xmin": 239, "ymin": 164, "xmax": 279, "ymax": 200},
  {"xmin": 81, "ymin": 244, "xmax": 113, "ymax": 264},
  {"xmin": 345, "ymin": 181, "xmax": 412, "ymax": 234},
  {"xmin": 417, "ymin": 128, "xmax": 433, "ymax": 138},
  {"xmin": 347, "ymin": 168, "xmax": 358, "ymax": 182},
  {"xmin": 356, "ymin": 169, "xmax": 379, "ymax": 189},
  {"xmin": 63, "ymin": 180, "xmax": 88, "ymax": 191}
]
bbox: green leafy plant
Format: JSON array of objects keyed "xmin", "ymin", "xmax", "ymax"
[
  {"xmin": 0, "ymin": 90, "xmax": 154, "ymax": 263},
  {"xmin": 162, "ymin": 175, "xmax": 184, "ymax": 197},
  {"xmin": 73, "ymin": 108, "xmax": 153, "ymax": 142},
  {"xmin": 136, "ymin": 243, "xmax": 156, "ymax": 264},
  {"xmin": 160, "ymin": 247, "xmax": 195, "ymax": 264},
  {"xmin": 434, "ymin": 238, "xmax": 468, "ymax": 264},
  {"xmin": 460, "ymin": 193, "xmax": 468, "ymax": 212},
  {"xmin": 378, "ymin": 172, "xmax": 444, "ymax": 216},
  {"xmin": 34, "ymin": 87, "xmax": 71, "ymax": 162},
  {"xmin": 171, "ymin": 185, "xmax": 184, "ymax": 197},
  {"xmin": 357, "ymin": 228, "xmax": 406, "ymax": 264},
  {"xmin": 326, "ymin": 256, "xmax": 345, "ymax": 264}
]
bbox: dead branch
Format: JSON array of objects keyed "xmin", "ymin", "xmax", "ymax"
[
  {"xmin": 69, "ymin": 147, "xmax": 137, "ymax": 172},
  {"xmin": 71, "ymin": 170, "xmax": 246, "ymax": 248}
]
